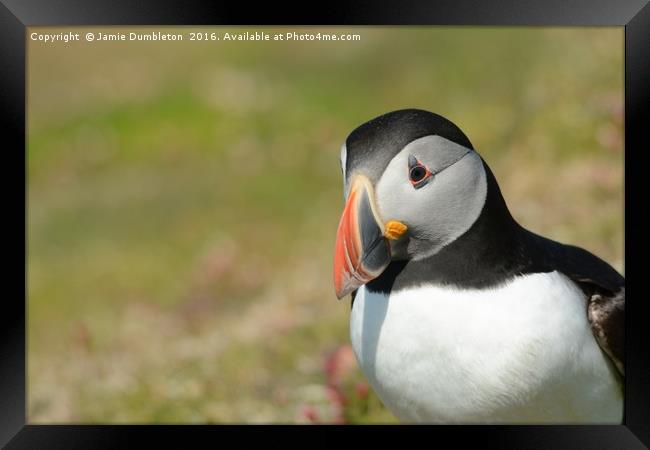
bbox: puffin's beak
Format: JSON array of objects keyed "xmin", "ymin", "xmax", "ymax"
[{"xmin": 333, "ymin": 175, "xmax": 407, "ymax": 299}]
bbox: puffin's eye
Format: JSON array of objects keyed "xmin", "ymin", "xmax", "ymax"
[
  {"xmin": 408, "ymin": 155, "xmax": 433, "ymax": 189},
  {"xmin": 408, "ymin": 163, "xmax": 432, "ymax": 189},
  {"xmin": 409, "ymin": 165, "xmax": 427, "ymax": 183}
]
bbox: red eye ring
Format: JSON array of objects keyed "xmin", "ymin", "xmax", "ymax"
[{"xmin": 408, "ymin": 158, "xmax": 432, "ymax": 188}]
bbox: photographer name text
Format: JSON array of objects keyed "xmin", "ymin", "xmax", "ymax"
[{"xmin": 30, "ymin": 31, "xmax": 362, "ymax": 44}]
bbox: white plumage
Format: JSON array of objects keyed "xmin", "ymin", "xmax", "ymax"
[{"xmin": 349, "ymin": 271, "xmax": 623, "ymax": 423}]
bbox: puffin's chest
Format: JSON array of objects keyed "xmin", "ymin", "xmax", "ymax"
[{"xmin": 349, "ymin": 271, "xmax": 622, "ymax": 423}]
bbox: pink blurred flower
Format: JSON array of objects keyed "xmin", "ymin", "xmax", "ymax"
[
  {"xmin": 299, "ymin": 405, "xmax": 320, "ymax": 423},
  {"xmin": 355, "ymin": 382, "xmax": 369, "ymax": 400},
  {"xmin": 324, "ymin": 344, "xmax": 357, "ymax": 388},
  {"xmin": 325, "ymin": 386, "xmax": 348, "ymax": 424},
  {"xmin": 326, "ymin": 385, "xmax": 347, "ymax": 407}
]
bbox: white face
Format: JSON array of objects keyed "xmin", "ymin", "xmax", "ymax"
[{"xmin": 373, "ymin": 135, "xmax": 488, "ymax": 260}]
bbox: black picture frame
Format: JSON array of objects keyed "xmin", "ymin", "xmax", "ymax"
[{"xmin": 2, "ymin": 0, "xmax": 649, "ymax": 448}]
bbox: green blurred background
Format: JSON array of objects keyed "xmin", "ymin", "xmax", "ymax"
[{"xmin": 28, "ymin": 26, "xmax": 623, "ymax": 423}]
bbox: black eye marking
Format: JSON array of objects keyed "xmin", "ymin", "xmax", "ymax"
[{"xmin": 408, "ymin": 155, "xmax": 433, "ymax": 189}]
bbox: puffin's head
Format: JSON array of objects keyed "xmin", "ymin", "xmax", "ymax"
[{"xmin": 334, "ymin": 109, "xmax": 488, "ymax": 299}]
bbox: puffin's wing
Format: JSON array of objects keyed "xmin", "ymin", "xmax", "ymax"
[
  {"xmin": 585, "ymin": 285, "xmax": 624, "ymax": 375},
  {"xmin": 545, "ymin": 241, "xmax": 625, "ymax": 376}
]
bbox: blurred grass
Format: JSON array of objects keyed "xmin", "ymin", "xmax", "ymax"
[{"xmin": 27, "ymin": 26, "xmax": 623, "ymax": 423}]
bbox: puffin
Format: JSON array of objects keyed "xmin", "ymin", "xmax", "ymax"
[{"xmin": 333, "ymin": 108, "xmax": 624, "ymax": 424}]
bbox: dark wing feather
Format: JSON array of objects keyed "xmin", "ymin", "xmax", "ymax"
[
  {"xmin": 586, "ymin": 286, "xmax": 624, "ymax": 375},
  {"xmin": 528, "ymin": 233, "xmax": 625, "ymax": 376}
]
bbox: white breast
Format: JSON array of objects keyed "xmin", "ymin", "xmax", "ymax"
[{"xmin": 349, "ymin": 271, "xmax": 623, "ymax": 424}]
